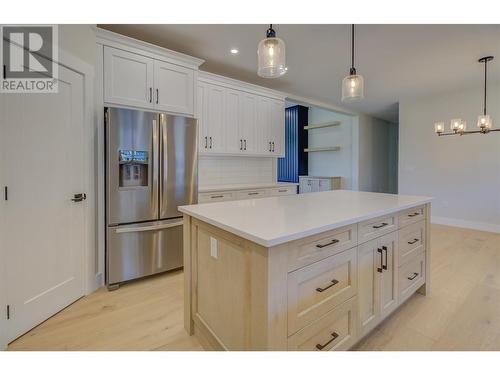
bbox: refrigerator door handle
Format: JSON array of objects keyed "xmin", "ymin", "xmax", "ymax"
[
  {"xmin": 152, "ymin": 118, "xmax": 159, "ymax": 216},
  {"xmin": 115, "ymin": 220, "xmax": 183, "ymax": 234},
  {"xmin": 160, "ymin": 114, "xmax": 167, "ymax": 215}
]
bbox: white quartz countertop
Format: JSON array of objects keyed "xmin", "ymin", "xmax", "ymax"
[
  {"xmin": 198, "ymin": 182, "xmax": 298, "ymax": 193},
  {"xmin": 179, "ymin": 190, "xmax": 432, "ymax": 247}
]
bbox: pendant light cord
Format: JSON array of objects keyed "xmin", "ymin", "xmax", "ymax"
[
  {"xmin": 350, "ymin": 24, "xmax": 356, "ymax": 75},
  {"xmin": 484, "ymin": 59, "xmax": 487, "ymax": 115}
]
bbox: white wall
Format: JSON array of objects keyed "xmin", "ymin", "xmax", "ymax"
[
  {"xmin": 307, "ymin": 107, "xmax": 355, "ymax": 189},
  {"xmin": 357, "ymin": 115, "xmax": 398, "ymax": 194},
  {"xmin": 399, "ymin": 83, "xmax": 500, "ymax": 232},
  {"xmin": 59, "ymin": 25, "xmax": 96, "ymax": 66},
  {"xmin": 199, "ymin": 156, "xmax": 275, "ymax": 187}
]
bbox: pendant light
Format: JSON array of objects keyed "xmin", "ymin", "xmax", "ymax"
[
  {"xmin": 435, "ymin": 56, "xmax": 499, "ymax": 136},
  {"xmin": 257, "ymin": 24, "xmax": 287, "ymax": 78},
  {"xmin": 342, "ymin": 24, "xmax": 364, "ymax": 102}
]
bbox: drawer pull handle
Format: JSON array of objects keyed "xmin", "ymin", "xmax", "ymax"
[
  {"xmin": 278, "ymin": 189, "xmax": 288, "ymax": 193},
  {"xmin": 210, "ymin": 195, "xmax": 224, "ymax": 199},
  {"xmin": 408, "ymin": 272, "xmax": 419, "ymax": 280},
  {"xmin": 316, "ymin": 331, "xmax": 339, "ymax": 350},
  {"xmin": 315, "ymin": 279, "xmax": 339, "ymax": 292},
  {"xmin": 407, "ymin": 238, "xmax": 419, "ymax": 245},
  {"xmin": 408, "ymin": 212, "xmax": 420, "ymax": 217},
  {"xmin": 248, "ymin": 192, "xmax": 259, "ymax": 195},
  {"xmin": 372, "ymin": 222, "xmax": 388, "ymax": 229},
  {"xmin": 382, "ymin": 245, "xmax": 388, "ymax": 270},
  {"xmin": 316, "ymin": 239, "xmax": 339, "ymax": 248}
]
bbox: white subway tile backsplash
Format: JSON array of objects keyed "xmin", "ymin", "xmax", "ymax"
[{"xmin": 199, "ymin": 156, "xmax": 275, "ymax": 187}]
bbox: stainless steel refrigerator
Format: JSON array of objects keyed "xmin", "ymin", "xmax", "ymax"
[{"xmin": 105, "ymin": 107, "xmax": 197, "ymax": 290}]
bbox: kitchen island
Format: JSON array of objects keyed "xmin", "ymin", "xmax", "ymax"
[{"xmin": 179, "ymin": 190, "xmax": 432, "ymax": 351}]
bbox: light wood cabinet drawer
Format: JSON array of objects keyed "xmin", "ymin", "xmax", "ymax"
[
  {"xmin": 358, "ymin": 214, "xmax": 398, "ymax": 244},
  {"xmin": 399, "ymin": 252, "xmax": 425, "ymax": 303},
  {"xmin": 198, "ymin": 191, "xmax": 234, "ymax": 203},
  {"xmin": 268, "ymin": 186, "xmax": 296, "ymax": 196},
  {"xmin": 235, "ymin": 189, "xmax": 267, "ymax": 200},
  {"xmin": 286, "ymin": 224, "xmax": 357, "ymax": 272},
  {"xmin": 287, "ymin": 247, "xmax": 357, "ymax": 334},
  {"xmin": 288, "ymin": 297, "xmax": 357, "ymax": 351},
  {"xmin": 399, "ymin": 220, "xmax": 425, "ymax": 265},
  {"xmin": 398, "ymin": 205, "xmax": 425, "ymax": 228}
]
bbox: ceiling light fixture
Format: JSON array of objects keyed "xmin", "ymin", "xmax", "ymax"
[
  {"xmin": 230, "ymin": 48, "xmax": 239, "ymax": 54},
  {"xmin": 342, "ymin": 24, "xmax": 364, "ymax": 102},
  {"xmin": 257, "ymin": 24, "xmax": 287, "ymax": 78},
  {"xmin": 435, "ymin": 56, "xmax": 498, "ymax": 136}
]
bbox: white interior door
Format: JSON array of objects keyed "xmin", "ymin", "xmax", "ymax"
[{"xmin": 0, "ymin": 63, "xmax": 86, "ymax": 343}]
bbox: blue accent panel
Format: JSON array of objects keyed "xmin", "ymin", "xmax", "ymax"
[{"xmin": 278, "ymin": 105, "xmax": 308, "ymax": 183}]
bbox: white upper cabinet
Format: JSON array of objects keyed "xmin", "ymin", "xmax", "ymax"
[
  {"xmin": 224, "ymin": 88, "xmax": 242, "ymax": 153},
  {"xmin": 154, "ymin": 60, "xmax": 194, "ymax": 115},
  {"xmin": 104, "ymin": 47, "xmax": 155, "ymax": 109},
  {"xmin": 197, "ymin": 82, "xmax": 225, "ymax": 153},
  {"xmin": 239, "ymin": 92, "xmax": 257, "ymax": 154},
  {"xmin": 103, "ymin": 44, "xmax": 198, "ymax": 116},
  {"xmin": 271, "ymin": 99, "xmax": 285, "ymax": 156}
]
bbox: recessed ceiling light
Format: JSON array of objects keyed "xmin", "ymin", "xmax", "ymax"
[{"xmin": 230, "ymin": 48, "xmax": 239, "ymax": 54}]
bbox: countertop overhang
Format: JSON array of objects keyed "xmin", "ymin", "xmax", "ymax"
[
  {"xmin": 198, "ymin": 182, "xmax": 298, "ymax": 193},
  {"xmin": 179, "ymin": 190, "xmax": 432, "ymax": 247}
]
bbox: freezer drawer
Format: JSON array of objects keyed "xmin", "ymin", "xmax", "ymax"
[{"xmin": 106, "ymin": 219, "xmax": 183, "ymax": 286}]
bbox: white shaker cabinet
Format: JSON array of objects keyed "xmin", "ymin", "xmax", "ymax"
[
  {"xmin": 270, "ymin": 98, "xmax": 285, "ymax": 156},
  {"xmin": 239, "ymin": 92, "xmax": 257, "ymax": 154},
  {"xmin": 197, "ymin": 82, "xmax": 225, "ymax": 153},
  {"xmin": 104, "ymin": 47, "xmax": 155, "ymax": 109},
  {"xmin": 358, "ymin": 232, "xmax": 398, "ymax": 337},
  {"xmin": 103, "ymin": 46, "xmax": 196, "ymax": 116}
]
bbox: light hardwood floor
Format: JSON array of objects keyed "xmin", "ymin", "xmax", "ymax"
[{"xmin": 8, "ymin": 224, "xmax": 500, "ymax": 351}]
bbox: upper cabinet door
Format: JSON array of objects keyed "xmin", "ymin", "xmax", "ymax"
[
  {"xmin": 205, "ymin": 84, "xmax": 226, "ymax": 153},
  {"xmin": 154, "ymin": 60, "xmax": 194, "ymax": 116},
  {"xmin": 256, "ymin": 97, "xmax": 272, "ymax": 155},
  {"xmin": 271, "ymin": 99, "xmax": 285, "ymax": 156},
  {"xmin": 239, "ymin": 93, "xmax": 257, "ymax": 153},
  {"xmin": 197, "ymin": 83, "xmax": 208, "ymax": 151},
  {"xmin": 224, "ymin": 88, "xmax": 242, "ymax": 153},
  {"xmin": 104, "ymin": 46, "xmax": 155, "ymax": 109}
]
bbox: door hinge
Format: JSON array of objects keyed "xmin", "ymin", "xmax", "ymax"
[
  {"xmin": 7, "ymin": 305, "xmax": 10, "ymax": 320},
  {"xmin": 4, "ymin": 186, "xmax": 7, "ymax": 201}
]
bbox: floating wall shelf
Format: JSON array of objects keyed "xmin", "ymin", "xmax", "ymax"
[
  {"xmin": 304, "ymin": 121, "xmax": 341, "ymax": 130},
  {"xmin": 304, "ymin": 146, "xmax": 341, "ymax": 153}
]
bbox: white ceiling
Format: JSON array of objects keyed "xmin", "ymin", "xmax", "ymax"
[{"xmin": 99, "ymin": 24, "xmax": 500, "ymax": 122}]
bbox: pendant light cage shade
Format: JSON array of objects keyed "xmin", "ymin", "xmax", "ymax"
[
  {"xmin": 257, "ymin": 28, "xmax": 287, "ymax": 78},
  {"xmin": 342, "ymin": 74, "xmax": 364, "ymax": 102}
]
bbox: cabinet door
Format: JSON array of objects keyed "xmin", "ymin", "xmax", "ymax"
[
  {"xmin": 206, "ymin": 84, "xmax": 226, "ymax": 153},
  {"xmin": 197, "ymin": 83, "xmax": 209, "ymax": 152},
  {"xmin": 310, "ymin": 179, "xmax": 320, "ymax": 192},
  {"xmin": 358, "ymin": 239, "xmax": 380, "ymax": 336},
  {"xmin": 319, "ymin": 179, "xmax": 331, "ymax": 191},
  {"xmin": 240, "ymin": 93, "xmax": 257, "ymax": 153},
  {"xmin": 270, "ymin": 99, "xmax": 285, "ymax": 156},
  {"xmin": 256, "ymin": 97, "xmax": 272, "ymax": 154},
  {"xmin": 154, "ymin": 60, "xmax": 194, "ymax": 115},
  {"xmin": 378, "ymin": 232, "xmax": 398, "ymax": 320},
  {"xmin": 104, "ymin": 46, "xmax": 154, "ymax": 109},
  {"xmin": 224, "ymin": 88, "xmax": 242, "ymax": 153}
]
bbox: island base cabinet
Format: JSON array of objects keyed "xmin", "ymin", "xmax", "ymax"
[{"xmin": 288, "ymin": 297, "xmax": 357, "ymax": 351}]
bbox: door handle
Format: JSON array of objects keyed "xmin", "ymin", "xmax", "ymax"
[
  {"xmin": 407, "ymin": 272, "xmax": 419, "ymax": 281},
  {"xmin": 377, "ymin": 248, "xmax": 383, "ymax": 273},
  {"xmin": 205, "ymin": 136, "xmax": 208, "ymax": 149},
  {"xmin": 269, "ymin": 141, "xmax": 272, "ymax": 152},
  {"xmin": 315, "ymin": 238, "xmax": 339, "ymax": 248},
  {"xmin": 382, "ymin": 245, "xmax": 388, "ymax": 270},
  {"xmin": 209, "ymin": 137, "xmax": 212, "ymax": 149},
  {"xmin": 244, "ymin": 139, "xmax": 247, "ymax": 150},
  {"xmin": 373, "ymin": 222, "xmax": 388, "ymax": 229},
  {"xmin": 156, "ymin": 88, "xmax": 159, "ymax": 104},
  {"xmin": 115, "ymin": 220, "xmax": 183, "ymax": 233},
  {"xmin": 407, "ymin": 238, "xmax": 419, "ymax": 245},
  {"xmin": 272, "ymin": 141, "xmax": 275, "ymax": 152},
  {"xmin": 71, "ymin": 193, "xmax": 87, "ymax": 202},
  {"xmin": 315, "ymin": 279, "xmax": 339, "ymax": 292},
  {"xmin": 149, "ymin": 87, "xmax": 152, "ymax": 103},
  {"xmin": 315, "ymin": 331, "xmax": 339, "ymax": 350},
  {"xmin": 240, "ymin": 139, "xmax": 243, "ymax": 150}
]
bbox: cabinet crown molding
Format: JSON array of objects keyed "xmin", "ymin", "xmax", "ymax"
[
  {"xmin": 95, "ymin": 27, "xmax": 205, "ymax": 70},
  {"xmin": 198, "ymin": 71, "xmax": 286, "ymax": 101}
]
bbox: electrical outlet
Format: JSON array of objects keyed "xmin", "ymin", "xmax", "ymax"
[{"xmin": 210, "ymin": 237, "xmax": 218, "ymax": 259}]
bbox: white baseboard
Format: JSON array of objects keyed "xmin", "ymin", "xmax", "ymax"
[{"xmin": 432, "ymin": 216, "xmax": 500, "ymax": 234}]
